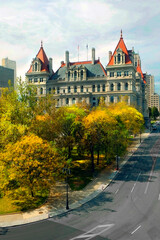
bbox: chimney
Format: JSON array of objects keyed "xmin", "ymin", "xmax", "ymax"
[
  {"xmin": 65, "ymin": 51, "xmax": 69, "ymax": 68},
  {"xmin": 92, "ymin": 48, "xmax": 95, "ymax": 64},
  {"xmin": 109, "ymin": 51, "xmax": 112, "ymax": 61},
  {"xmin": 49, "ymin": 58, "xmax": 52, "ymax": 74}
]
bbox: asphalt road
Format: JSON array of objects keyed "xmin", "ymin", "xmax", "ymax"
[{"xmin": 1, "ymin": 128, "xmax": 160, "ymax": 240}]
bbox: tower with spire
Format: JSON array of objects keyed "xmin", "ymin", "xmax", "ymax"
[
  {"xmin": 26, "ymin": 42, "xmax": 53, "ymax": 96},
  {"xmin": 106, "ymin": 30, "xmax": 148, "ymax": 118}
]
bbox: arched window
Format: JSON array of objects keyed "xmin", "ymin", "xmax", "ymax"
[
  {"xmin": 74, "ymin": 71, "xmax": 77, "ymax": 80},
  {"xmin": 114, "ymin": 56, "xmax": 116, "ymax": 64},
  {"xmin": 81, "ymin": 70, "xmax": 83, "ymax": 80},
  {"xmin": 92, "ymin": 85, "xmax": 95, "ymax": 92},
  {"xmin": 72, "ymin": 98, "xmax": 75, "ymax": 104},
  {"xmin": 81, "ymin": 86, "xmax": 83, "ymax": 93},
  {"xmin": 125, "ymin": 83, "xmax": 128, "ymax": 91},
  {"xmin": 49, "ymin": 88, "xmax": 51, "ymax": 94},
  {"xmin": 118, "ymin": 83, "xmax": 121, "ymax": 91},
  {"xmin": 118, "ymin": 54, "xmax": 121, "ymax": 63},
  {"xmin": 110, "ymin": 83, "xmax": 114, "ymax": 91},
  {"xmin": 66, "ymin": 98, "xmax": 69, "ymax": 105},
  {"xmin": 57, "ymin": 87, "xmax": 60, "ymax": 94},
  {"xmin": 102, "ymin": 84, "xmax": 105, "ymax": 92},
  {"xmin": 74, "ymin": 86, "xmax": 77, "ymax": 93},
  {"xmin": 68, "ymin": 86, "xmax": 71, "ymax": 93},
  {"xmin": 110, "ymin": 96, "xmax": 114, "ymax": 103},
  {"xmin": 97, "ymin": 84, "xmax": 100, "ymax": 92},
  {"xmin": 35, "ymin": 62, "xmax": 38, "ymax": 71},
  {"xmin": 40, "ymin": 88, "xmax": 43, "ymax": 95},
  {"xmin": 92, "ymin": 97, "xmax": 96, "ymax": 106}
]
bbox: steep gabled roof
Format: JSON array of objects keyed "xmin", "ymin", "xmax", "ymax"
[
  {"xmin": 137, "ymin": 62, "xmax": 146, "ymax": 84},
  {"xmin": 27, "ymin": 42, "xmax": 49, "ymax": 73},
  {"xmin": 108, "ymin": 31, "xmax": 132, "ymax": 66}
]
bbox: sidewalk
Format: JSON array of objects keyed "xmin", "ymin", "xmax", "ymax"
[{"xmin": 0, "ymin": 131, "xmax": 150, "ymax": 227}]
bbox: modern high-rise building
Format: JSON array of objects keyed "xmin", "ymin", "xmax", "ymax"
[
  {"xmin": 2, "ymin": 57, "xmax": 16, "ymax": 88},
  {"xmin": 150, "ymin": 93, "xmax": 160, "ymax": 111},
  {"xmin": 144, "ymin": 74, "xmax": 160, "ymax": 111},
  {"xmin": 145, "ymin": 74, "xmax": 154, "ymax": 107},
  {"xmin": 25, "ymin": 31, "xmax": 149, "ymax": 121},
  {"xmin": 0, "ymin": 66, "xmax": 14, "ymax": 96}
]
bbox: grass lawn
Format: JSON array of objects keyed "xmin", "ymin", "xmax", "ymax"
[{"xmin": 0, "ymin": 195, "xmax": 21, "ymax": 214}]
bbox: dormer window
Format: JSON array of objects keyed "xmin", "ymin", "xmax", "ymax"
[
  {"xmin": 74, "ymin": 71, "xmax": 77, "ymax": 81},
  {"xmin": 32, "ymin": 58, "xmax": 41, "ymax": 72},
  {"xmin": 35, "ymin": 62, "xmax": 38, "ymax": 71},
  {"xmin": 114, "ymin": 48, "xmax": 125, "ymax": 65},
  {"xmin": 81, "ymin": 70, "xmax": 83, "ymax": 80},
  {"xmin": 118, "ymin": 54, "xmax": 121, "ymax": 64}
]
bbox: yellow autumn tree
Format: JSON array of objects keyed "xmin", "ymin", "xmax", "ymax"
[
  {"xmin": 108, "ymin": 102, "xmax": 144, "ymax": 135},
  {"xmin": 0, "ymin": 134, "xmax": 64, "ymax": 210}
]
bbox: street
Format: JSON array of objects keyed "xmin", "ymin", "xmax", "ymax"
[{"xmin": 1, "ymin": 128, "xmax": 160, "ymax": 240}]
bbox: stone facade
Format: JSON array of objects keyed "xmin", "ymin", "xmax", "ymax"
[{"xmin": 25, "ymin": 33, "xmax": 149, "ymax": 118}]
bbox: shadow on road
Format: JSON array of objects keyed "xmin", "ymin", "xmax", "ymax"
[{"xmin": 0, "ymin": 228, "xmax": 8, "ymax": 235}]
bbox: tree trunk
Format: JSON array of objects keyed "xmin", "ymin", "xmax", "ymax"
[
  {"xmin": 97, "ymin": 148, "xmax": 99, "ymax": 165},
  {"xmin": 90, "ymin": 145, "xmax": 94, "ymax": 173}
]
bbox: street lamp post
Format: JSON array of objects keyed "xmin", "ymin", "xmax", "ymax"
[
  {"xmin": 116, "ymin": 155, "xmax": 119, "ymax": 171},
  {"xmin": 63, "ymin": 167, "xmax": 70, "ymax": 210}
]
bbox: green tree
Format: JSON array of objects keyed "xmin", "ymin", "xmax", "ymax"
[
  {"xmin": 82, "ymin": 109, "xmax": 117, "ymax": 172},
  {"xmin": 151, "ymin": 106, "xmax": 159, "ymax": 120},
  {"xmin": 55, "ymin": 105, "xmax": 87, "ymax": 159}
]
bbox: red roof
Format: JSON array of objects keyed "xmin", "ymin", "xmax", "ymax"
[
  {"xmin": 137, "ymin": 62, "xmax": 146, "ymax": 84},
  {"xmin": 27, "ymin": 44, "xmax": 49, "ymax": 73},
  {"xmin": 108, "ymin": 32, "xmax": 132, "ymax": 66}
]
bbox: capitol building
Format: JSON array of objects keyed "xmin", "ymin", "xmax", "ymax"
[{"xmin": 25, "ymin": 31, "xmax": 149, "ymax": 121}]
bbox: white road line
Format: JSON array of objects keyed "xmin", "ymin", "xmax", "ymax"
[
  {"xmin": 131, "ymin": 183, "xmax": 136, "ymax": 193},
  {"xmin": 144, "ymin": 170, "xmax": 153, "ymax": 194},
  {"xmin": 131, "ymin": 225, "xmax": 141, "ymax": 235},
  {"xmin": 70, "ymin": 224, "xmax": 114, "ymax": 240},
  {"xmin": 131, "ymin": 172, "xmax": 141, "ymax": 193},
  {"xmin": 115, "ymin": 189, "xmax": 119, "ymax": 194}
]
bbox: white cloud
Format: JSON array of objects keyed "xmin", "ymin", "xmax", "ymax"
[{"xmin": 0, "ymin": 0, "xmax": 159, "ymax": 85}]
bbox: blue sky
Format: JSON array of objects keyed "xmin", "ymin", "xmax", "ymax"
[{"xmin": 0, "ymin": 0, "xmax": 160, "ymax": 93}]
